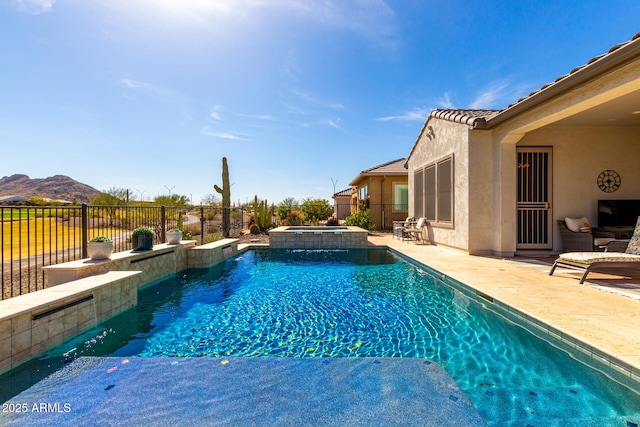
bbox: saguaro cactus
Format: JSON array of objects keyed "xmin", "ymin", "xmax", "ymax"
[{"xmin": 214, "ymin": 156, "xmax": 231, "ymax": 238}]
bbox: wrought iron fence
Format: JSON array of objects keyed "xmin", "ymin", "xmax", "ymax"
[
  {"xmin": 1, "ymin": 204, "xmax": 247, "ymax": 300},
  {"xmin": 350, "ymin": 203, "xmax": 409, "ymax": 230}
]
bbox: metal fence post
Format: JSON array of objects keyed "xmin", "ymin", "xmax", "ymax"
[
  {"xmin": 161, "ymin": 206, "xmax": 166, "ymax": 242},
  {"xmin": 81, "ymin": 204, "xmax": 88, "ymax": 258},
  {"xmin": 200, "ymin": 206, "xmax": 205, "ymax": 244}
]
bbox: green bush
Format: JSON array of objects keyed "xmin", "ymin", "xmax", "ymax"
[
  {"xmin": 301, "ymin": 198, "xmax": 332, "ymax": 223},
  {"xmin": 89, "ymin": 236, "xmax": 111, "ymax": 243},
  {"xmin": 132, "ymin": 226, "xmax": 154, "ymax": 236},
  {"xmin": 344, "ymin": 209, "xmax": 375, "ymax": 231}
]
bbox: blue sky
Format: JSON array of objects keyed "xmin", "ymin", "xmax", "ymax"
[{"xmin": 2, "ymin": 0, "xmax": 639, "ymax": 206}]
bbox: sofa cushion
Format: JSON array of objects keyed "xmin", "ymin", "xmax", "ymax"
[
  {"xmin": 565, "ymin": 216, "xmax": 590, "ymax": 233},
  {"xmin": 559, "ymin": 252, "xmax": 640, "ymax": 264}
]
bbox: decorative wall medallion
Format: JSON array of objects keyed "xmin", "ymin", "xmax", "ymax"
[{"xmin": 597, "ymin": 169, "xmax": 621, "ymax": 193}]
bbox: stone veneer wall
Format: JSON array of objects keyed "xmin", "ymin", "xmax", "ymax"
[
  {"xmin": 187, "ymin": 239, "xmax": 239, "ymax": 268},
  {"xmin": 43, "ymin": 242, "xmax": 197, "ymax": 287}
]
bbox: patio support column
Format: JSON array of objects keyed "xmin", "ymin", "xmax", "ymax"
[{"xmin": 492, "ymin": 132, "xmax": 524, "ymax": 257}]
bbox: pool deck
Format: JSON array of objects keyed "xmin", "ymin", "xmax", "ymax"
[{"xmin": 368, "ymin": 233, "xmax": 640, "ymax": 380}]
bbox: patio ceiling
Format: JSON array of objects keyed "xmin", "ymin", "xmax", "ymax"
[{"xmin": 550, "ymin": 89, "xmax": 640, "ymax": 127}]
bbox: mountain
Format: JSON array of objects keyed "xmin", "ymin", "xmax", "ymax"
[{"xmin": 0, "ymin": 174, "xmax": 100, "ymax": 204}]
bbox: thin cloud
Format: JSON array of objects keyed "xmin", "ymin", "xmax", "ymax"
[
  {"xmin": 439, "ymin": 93, "xmax": 456, "ymax": 109},
  {"xmin": 237, "ymin": 113, "xmax": 275, "ymax": 120},
  {"xmin": 200, "ymin": 126, "xmax": 249, "ymax": 141},
  {"xmin": 291, "ymin": 89, "xmax": 344, "ymax": 110},
  {"xmin": 280, "ymin": 100, "xmax": 309, "ymax": 116},
  {"xmin": 281, "ymin": 0, "xmax": 399, "ymax": 44},
  {"xmin": 117, "ymin": 78, "xmax": 181, "ymax": 100},
  {"xmin": 468, "ymin": 78, "xmax": 528, "ymax": 110},
  {"xmin": 377, "ymin": 107, "xmax": 428, "ymax": 122},
  {"xmin": 323, "ymin": 118, "xmax": 343, "ymax": 130},
  {"xmin": 15, "ymin": 0, "xmax": 54, "ymax": 14},
  {"xmin": 209, "ymin": 105, "xmax": 223, "ymax": 121}
]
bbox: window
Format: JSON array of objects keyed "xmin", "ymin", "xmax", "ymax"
[
  {"xmin": 358, "ymin": 185, "xmax": 368, "ymax": 201},
  {"xmin": 436, "ymin": 158, "xmax": 452, "ymax": 222},
  {"xmin": 415, "ymin": 154, "xmax": 453, "ymax": 225},
  {"xmin": 413, "ymin": 170, "xmax": 423, "ymax": 218},
  {"xmin": 393, "ymin": 183, "xmax": 408, "ymax": 211},
  {"xmin": 424, "ymin": 165, "xmax": 436, "ymax": 221}
]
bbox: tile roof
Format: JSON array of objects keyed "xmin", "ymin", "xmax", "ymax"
[
  {"xmin": 360, "ymin": 158, "xmax": 407, "ymax": 174},
  {"xmin": 349, "ymin": 158, "xmax": 408, "ymax": 186},
  {"xmin": 332, "ymin": 188, "xmax": 353, "ymax": 198},
  {"xmin": 429, "ymin": 109, "xmax": 498, "ymax": 127}
]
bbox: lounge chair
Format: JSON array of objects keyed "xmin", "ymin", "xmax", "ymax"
[
  {"xmin": 549, "ymin": 217, "xmax": 640, "ymax": 283},
  {"xmin": 404, "ymin": 217, "xmax": 427, "ymax": 243}
]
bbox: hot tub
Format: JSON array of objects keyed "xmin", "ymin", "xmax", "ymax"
[{"xmin": 268, "ymin": 226, "xmax": 368, "ymax": 248}]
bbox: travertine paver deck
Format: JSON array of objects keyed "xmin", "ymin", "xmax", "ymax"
[{"xmin": 368, "ymin": 234, "xmax": 640, "ymax": 376}]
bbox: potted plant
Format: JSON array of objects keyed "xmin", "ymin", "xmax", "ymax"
[
  {"xmin": 87, "ymin": 236, "xmax": 113, "ymax": 260},
  {"xmin": 166, "ymin": 228, "xmax": 182, "ymax": 244},
  {"xmin": 132, "ymin": 226, "xmax": 154, "ymax": 251}
]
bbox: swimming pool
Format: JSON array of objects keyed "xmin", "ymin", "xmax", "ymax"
[{"xmin": 3, "ymin": 248, "xmax": 640, "ymax": 425}]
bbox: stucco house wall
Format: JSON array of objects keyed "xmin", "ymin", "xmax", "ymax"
[
  {"xmin": 350, "ymin": 174, "xmax": 408, "ymax": 229},
  {"xmin": 407, "ymin": 119, "xmax": 472, "ymax": 251}
]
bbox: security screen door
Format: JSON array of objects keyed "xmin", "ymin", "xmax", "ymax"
[{"xmin": 516, "ymin": 147, "xmax": 552, "ymax": 249}]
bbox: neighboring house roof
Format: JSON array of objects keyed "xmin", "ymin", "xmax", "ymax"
[
  {"xmin": 407, "ymin": 31, "xmax": 640, "ymax": 164},
  {"xmin": 349, "ymin": 158, "xmax": 408, "ymax": 186},
  {"xmin": 332, "ymin": 188, "xmax": 353, "ymax": 198}
]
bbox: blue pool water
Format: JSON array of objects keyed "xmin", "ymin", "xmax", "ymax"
[{"xmin": 3, "ymin": 249, "xmax": 640, "ymax": 425}]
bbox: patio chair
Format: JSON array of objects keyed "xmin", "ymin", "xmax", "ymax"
[
  {"xmin": 557, "ymin": 218, "xmax": 615, "ymax": 252},
  {"xmin": 549, "ymin": 217, "xmax": 640, "ymax": 283},
  {"xmin": 393, "ymin": 217, "xmax": 412, "ymax": 240},
  {"xmin": 404, "ymin": 217, "xmax": 427, "ymax": 243}
]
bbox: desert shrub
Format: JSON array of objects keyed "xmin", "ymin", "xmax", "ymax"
[
  {"xmin": 284, "ymin": 210, "xmax": 301, "ymax": 226},
  {"xmin": 202, "ymin": 232, "xmax": 222, "ymax": 244},
  {"xmin": 249, "ymin": 223, "xmax": 261, "ymax": 234},
  {"xmin": 253, "ymin": 196, "xmax": 273, "ymax": 231},
  {"xmin": 344, "ymin": 209, "xmax": 375, "ymax": 231}
]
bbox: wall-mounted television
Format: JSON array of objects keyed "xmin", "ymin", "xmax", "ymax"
[{"xmin": 597, "ymin": 199, "xmax": 640, "ymax": 227}]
